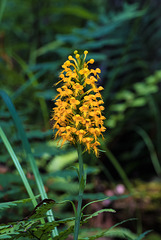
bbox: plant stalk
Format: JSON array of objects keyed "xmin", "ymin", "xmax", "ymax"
[{"xmin": 74, "ymin": 144, "xmax": 85, "ymax": 240}]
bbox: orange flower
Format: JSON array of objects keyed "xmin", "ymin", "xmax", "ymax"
[
  {"xmin": 73, "ymin": 114, "xmax": 83, "ymax": 128},
  {"xmin": 70, "ymin": 97, "xmax": 80, "ymax": 108},
  {"xmin": 76, "ymin": 129, "xmax": 86, "ymax": 143},
  {"xmin": 51, "ymin": 50, "xmax": 106, "ymax": 156}
]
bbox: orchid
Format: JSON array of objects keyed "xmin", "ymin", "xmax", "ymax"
[{"xmin": 52, "ymin": 50, "xmax": 106, "ymax": 156}]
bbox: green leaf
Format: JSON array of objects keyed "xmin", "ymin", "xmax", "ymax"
[
  {"xmin": 111, "ymin": 104, "xmax": 127, "ymax": 112},
  {"xmin": 29, "ymin": 199, "xmax": 56, "ymax": 220},
  {"xmin": 116, "ymin": 90, "xmax": 134, "ymax": 101},
  {"xmin": 154, "ymin": 70, "xmax": 161, "ymax": 81},
  {"xmin": 32, "ymin": 141, "xmax": 64, "ymax": 159},
  {"xmin": 146, "ymin": 76, "xmax": 158, "ymax": 85},
  {"xmin": 0, "ymin": 188, "xmax": 21, "ymax": 199},
  {"xmin": 54, "ymin": 225, "xmax": 74, "ymax": 240},
  {"xmin": 104, "ymin": 227, "xmax": 136, "ymax": 239},
  {"xmin": 81, "ymin": 227, "xmax": 137, "ymax": 240},
  {"xmin": 131, "ymin": 98, "xmax": 147, "ymax": 107},
  {"xmin": 0, "ymin": 173, "xmax": 22, "ymax": 188},
  {"xmin": 26, "ymin": 129, "xmax": 53, "ymax": 140},
  {"xmin": 47, "ymin": 150, "xmax": 78, "ymax": 172},
  {"xmin": 35, "ymin": 89, "xmax": 57, "ymax": 100},
  {"xmin": 11, "ymin": 70, "xmax": 45, "ymax": 100},
  {"xmin": 135, "ymin": 127, "xmax": 161, "ymax": 176},
  {"xmin": 0, "ymin": 202, "xmax": 17, "ymax": 210},
  {"xmin": 54, "ymin": 6, "xmax": 97, "ymax": 20},
  {"xmin": 82, "ymin": 197, "xmax": 110, "ymax": 212},
  {"xmin": 79, "ymin": 219, "xmax": 136, "ymax": 240},
  {"xmin": 81, "ymin": 38, "xmax": 124, "ymax": 49},
  {"xmin": 80, "ymin": 193, "xmax": 106, "ymax": 200},
  {"xmin": 134, "ymin": 230, "xmax": 152, "ymax": 240},
  {"xmin": 84, "ymin": 208, "xmax": 116, "ymax": 221},
  {"xmin": 29, "ymin": 61, "xmax": 60, "ymax": 73},
  {"xmin": 134, "ymin": 83, "xmax": 158, "ymax": 95},
  {"xmin": 0, "ymin": 235, "xmax": 12, "ymax": 239},
  {"xmin": 0, "ymin": 126, "xmax": 37, "ymax": 207},
  {"xmin": 48, "ymin": 167, "xmax": 99, "ymax": 179},
  {"xmin": 0, "ymin": 196, "xmax": 40, "ymax": 210},
  {"xmin": 33, "ymin": 40, "xmax": 63, "ymax": 57},
  {"xmin": 49, "ymin": 180, "xmax": 79, "ymax": 194}
]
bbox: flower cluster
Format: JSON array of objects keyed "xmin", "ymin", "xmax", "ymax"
[{"xmin": 51, "ymin": 50, "xmax": 106, "ymax": 156}]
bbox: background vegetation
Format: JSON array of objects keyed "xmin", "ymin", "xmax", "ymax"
[{"xmin": 0, "ymin": 0, "xmax": 161, "ymax": 239}]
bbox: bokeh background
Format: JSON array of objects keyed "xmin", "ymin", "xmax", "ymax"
[{"xmin": 0, "ymin": 0, "xmax": 161, "ymax": 239}]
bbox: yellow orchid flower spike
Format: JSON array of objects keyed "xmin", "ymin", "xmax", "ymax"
[{"xmin": 51, "ymin": 50, "xmax": 106, "ymax": 156}]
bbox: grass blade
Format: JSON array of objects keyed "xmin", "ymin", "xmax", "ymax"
[
  {"xmin": 0, "ymin": 126, "xmax": 37, "ymax": 207},
  {"xmin": 0, "ymin": 90, "xmax": 58, "ymax": 237},
  {"xmin": 136, "ymin": 126, "xmax": 161, "ymax": 176}
]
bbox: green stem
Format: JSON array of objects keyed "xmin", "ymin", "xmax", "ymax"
[{"xmin": 74, "ymin": 144, "xmax": 85, "ymax": 240}]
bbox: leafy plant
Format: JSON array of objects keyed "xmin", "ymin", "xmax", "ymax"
[{"xmin": 1, "ymin": 0, "xmax": 160, "ymax": 238}]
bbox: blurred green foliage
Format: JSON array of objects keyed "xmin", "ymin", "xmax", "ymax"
[
  {"xmin": 0, "ymin": 0, "xmax": 161, "ymax": 237},
  {"xmin": 1, "ymin": 0, "xmax": 161, "ymax": 176}
]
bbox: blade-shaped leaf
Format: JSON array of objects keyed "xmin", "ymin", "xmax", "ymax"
[{"xmin": 84, "ymin": 208, "xmax": 116, "ymax": 221}]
